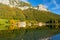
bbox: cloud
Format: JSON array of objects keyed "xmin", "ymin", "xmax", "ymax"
[
  {"xmin": 43, "ymin": 0, "xmax": 60, "ymax": 10},
  {"xmin": 52, "ymin": 7, "xmax": 59, "ymax": 10},
  {"xmin": 20, "ymin": 0, "xmax": 28, "ymax": 2},
  {"xmin": 53, "ymin": 0, "xmax": 58, "ymax": 6},
  {"xmin": 43, "ymin": 0, "xmax": 52, "ymax": 8},
  {"xmin": 52, "ymin": 0, "xmax": 60, "ymax": 10},
  {"xmin": 44, "ymin": 5, "xmax": 48, "ymax": 8}
]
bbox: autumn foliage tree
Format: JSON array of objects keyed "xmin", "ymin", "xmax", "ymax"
[{"xmin": 9, "ymin": 19, "xmax": 16, "ymax": 30}]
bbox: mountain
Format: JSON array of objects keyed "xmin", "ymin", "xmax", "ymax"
[
  {"xmin": 23, "ymin": 8, "xmax": 60, "ymax": 22},
  {"xmin": 0, "ymin": 0, "xmax": 31, "ymax": 10},
  {"xmin": 33, "ymin": 4, "xmax": 49, "ymax": 12},
  {"xmin": 0, "ymin": 3, "xmax": 25, "ymax": 21},
  {"xmin": 0, "ymin": 0, "xmax": 60, "ymax": 22},
  {"xmin": 0, "ymin": 0, "xmax": 20, "ymax": 7},
  {"xmin": 0, "ymin": 0, "xmax": 48, "ymax": 11}
]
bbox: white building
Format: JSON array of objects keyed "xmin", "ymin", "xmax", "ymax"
[
  {"xmin": 17, "ymin": 22, "xmax": 26, "ymax": 28},
  {"xmin": 38, "ymin": 22, "xmax": 46, "ymax": 27}
]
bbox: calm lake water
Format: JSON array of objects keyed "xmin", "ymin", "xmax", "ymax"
[{"xmin": 50, "ymin": 34, "xmax": 60, "ymax": 40}]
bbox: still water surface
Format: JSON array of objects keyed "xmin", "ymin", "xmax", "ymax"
[{"xmin": 50, "ymin": 34, "xmax": 60, "ymax": 40}]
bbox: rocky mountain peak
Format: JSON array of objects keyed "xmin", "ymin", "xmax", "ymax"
[
  {"xmin": 33, "ymin": 4, "xmax": 49, "ymax": 11},
  {"xmin": 0, "ymin": 0, "xmax": 20, "ymax": 7},
  {"xmin": 0, "ymin": 0, "xmax": 49, "ymax": 11},
  {"xmin": 38, "ymin": 4, "xmax": 48, "ymax": 11}
]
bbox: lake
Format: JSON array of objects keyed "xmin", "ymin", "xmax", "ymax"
[
  {"xmin": 0, "ymin": 26, "xmax": 60, "ymax": 40},
  {"xmin": 50, "ymin": 34, "xmax": 60, "ymax": 40}
]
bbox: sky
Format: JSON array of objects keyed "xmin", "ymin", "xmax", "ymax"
[{"xmin": 21, "ymin": 0, "xmax": 60, "ymax": 15}]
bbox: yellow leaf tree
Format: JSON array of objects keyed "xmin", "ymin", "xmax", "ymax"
[{"xmin": 9, "ymin": 19, "xmax": 16, "ymax": 30}]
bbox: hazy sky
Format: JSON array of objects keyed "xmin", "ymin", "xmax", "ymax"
[{"xmin": 21, "ymin": 0, "xmax": 60, "ymax": 15}]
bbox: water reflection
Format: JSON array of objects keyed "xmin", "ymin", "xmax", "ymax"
[{"xmin": 50, "ymin": 34, "xmax": 60, "ymax": 40}]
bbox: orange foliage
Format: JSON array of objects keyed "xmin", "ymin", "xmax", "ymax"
[
  {"xmin": 9, "ymin": 19, "xmax": 16, "ymax": 30},
  {"xmin": 10, "ymin": 19, "xmax": 16, "ymax": 24},
  {"xmin": 9, "ymin": 25, "xmax": 15, "ymax": 30}
]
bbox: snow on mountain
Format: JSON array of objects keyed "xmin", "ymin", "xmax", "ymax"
[
  {"xmin": 0, "ymin": 0, "xmax": 20, "ymax": 7},
  {"xmin": 0, "ymin": 0, "xmax": 49, "ymax": 11},
  {"xmin": 33, "ymin": 4, "xmax": 49, "ymax": 11},
  {"xmin": 0, "ymin": 0, "xmax": 9, "ymax": 5}
]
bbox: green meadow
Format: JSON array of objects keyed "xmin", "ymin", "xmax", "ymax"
[{"xmin": 0, "ymin": 19, "xmax": 9, "ymax": 30}]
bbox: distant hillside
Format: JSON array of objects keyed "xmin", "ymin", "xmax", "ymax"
[
  {"xmin": 0, "ymin": 3, "xmax": 25, "ymax": 21},
  {"xmin": 0, "ymin": 3, "xmax": 60, "ymax": 22},
  {"xmin": 23, "ymin": 8, "xmax": 60, "ymax": 22}
]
